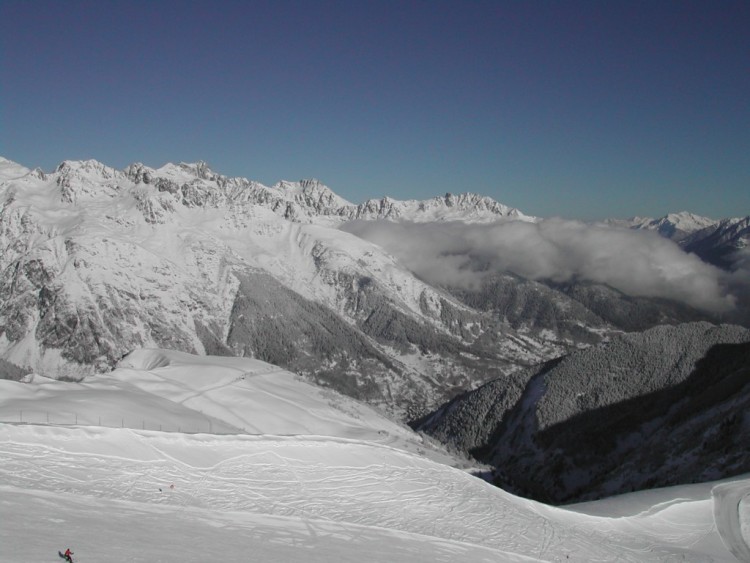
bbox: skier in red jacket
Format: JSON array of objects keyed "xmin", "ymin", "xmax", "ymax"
[{"xmin": 63, "ymin": 548, "xmax": 74, "ymax": 562}]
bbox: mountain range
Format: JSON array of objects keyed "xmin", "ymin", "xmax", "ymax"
[
  {"xmin": 2, "ymin": 155, "xmax": 749, "ymax": 505},
  {"xmin": 1, "ymin": 157, "xmax": 748, "ymax": 413},
  {"xmin": 0, "ymin": 157, "xmax": 560, "ymax": 419},
  {"xmin": 606, "ymin": 212, "xmax": 750, "ymax": 271}
]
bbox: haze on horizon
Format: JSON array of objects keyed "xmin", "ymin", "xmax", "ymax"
[{"xmin": 1, "ymin": 0, "xmax": 748, "ymax": 221}]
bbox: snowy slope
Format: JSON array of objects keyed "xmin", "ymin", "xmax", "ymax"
[
  {"xmin": 0, "ymin": 349, "xmax": 452, "ymax": 463},
  {"xmin": 0, "ymin": 351, "xmax": 746, "ymax": 562}
]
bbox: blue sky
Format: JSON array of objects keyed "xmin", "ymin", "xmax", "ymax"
[{"xmin": 1, "ymin": 0, "xmax": 748, "ymax": 219}]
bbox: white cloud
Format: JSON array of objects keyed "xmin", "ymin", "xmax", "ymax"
[{"xmin": 342, "ymin": 218, "xmax": 738, "ymax": 313}]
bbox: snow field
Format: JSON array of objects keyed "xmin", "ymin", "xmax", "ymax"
[
  {"xmin": 0, "ymin": 349, "xmax": 747, "ymax": 562},
  {"xmin": 1, "ymin": 423, "xmax": 745, "ymax": 562}
]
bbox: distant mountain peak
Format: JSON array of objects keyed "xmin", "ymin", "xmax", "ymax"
[
  {"xmin": 154, "ymin": 161, "xmax": 215, "ymax": 181},
  {"xmin": 347, "ymin": 192, "xmax": 531, "ymax": 223},
  {"xmin": 607, "ymin": 211, "xmax": 718, "ymax": 242},
  {"xmin": 55, "ymin": 158, "xmax": 111, "ymax": 173}
]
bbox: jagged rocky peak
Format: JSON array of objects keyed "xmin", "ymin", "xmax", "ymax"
[
  {"xmin": 55, "ymin": 158, "xmax": 118, "ymax": 178},
  {"xmin": 124, "ymin": 162, "xmax": 154, "ymax": 184},
  {"xmin": 348, "ymin": 191, "xmax": 529, "ymax": 222},
  {"xmin": 299, "ymin": 178, "xmax": 323, "ymax": 189},
  {"xmin": 277, "ymin": 178, "xmax": 321, "ymax": 192},
  {"xmin": 439, "ymin": 192, "xmax": 521, "ymax": 214},
  {"xmin": 154, "ymin": 161, "xmax": 217, "ymax": 182},
  {"xmin": 301, "ymin": 179, "xmax": 351, "ymax": 206},
  {"xmin": 2, "ymin": 156, "xmax": 533, "ymax": 226},
  {"xmin": 272, "ymin": 178, "xmax": 353, "ymax": 212},
  {"xmin": 179, "ymin": 161, "xmax": 214, "ymax": 180},
  {"xmin": 54, "ymin": 159, "xmax": 126, "ymax": 203},
  {"xmin": 29, "ymin": 168, "xmax": 47, "ymax": 180}
]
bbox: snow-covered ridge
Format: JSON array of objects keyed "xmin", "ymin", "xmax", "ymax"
[
  {"xmin": 1, "ymin": 156, "xmax": 528, "ymax": 224},
  {"xmin": 344, "ymin": 192, "xmax": 532, "ymax": 223},
  {"xmin": 604, "ymin": 211, "xmax": 719, "ymax": 241},
  {"xmin": 603, "ymin": 210, "xmax": 750, "ymax": 271}
]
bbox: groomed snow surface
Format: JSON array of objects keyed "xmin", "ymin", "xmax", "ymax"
[{"xmin": 1, "ymin": 350, "xmax": 748, "ymax": 562}]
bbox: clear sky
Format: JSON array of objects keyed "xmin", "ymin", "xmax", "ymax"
[{"xmin": 1, "ymin": 0, "xmax": 748, "ymax": 220}]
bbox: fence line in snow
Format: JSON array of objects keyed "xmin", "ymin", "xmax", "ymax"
[{"xmin": 0, "ymin": 409, "xmax": 240, "ymax": 434}]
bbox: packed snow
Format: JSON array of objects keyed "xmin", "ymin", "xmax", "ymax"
[{"xmin": 1, "ymin": 350, "xmax": 748, "ymax": 562}]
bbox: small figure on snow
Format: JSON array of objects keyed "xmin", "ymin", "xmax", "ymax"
[{"xmin": 60, "ymin": 548, "xmax": 74, "ymax": 562}]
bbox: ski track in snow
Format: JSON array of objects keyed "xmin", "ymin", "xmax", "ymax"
[
  {"xmin": 1, "ymin": 487, "xmax": 531, "ymax": 563},
  {"xmin": 0, "ymin": 424, "xmax": 743, "ymax": 562}
]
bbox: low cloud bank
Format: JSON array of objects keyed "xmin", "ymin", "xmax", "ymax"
[{"xmin": 342, "ymin": 218, "xmax": 740, "ymax": 313}]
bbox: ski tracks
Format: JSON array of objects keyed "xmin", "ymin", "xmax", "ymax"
[{"xmin": 1, "ymin": 425, "xmax": 734, "ymax": 562}]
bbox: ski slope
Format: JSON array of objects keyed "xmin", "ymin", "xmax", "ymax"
[{"xmin": 1, "ymin": 350, "xmax": 748, "ymax": 562}]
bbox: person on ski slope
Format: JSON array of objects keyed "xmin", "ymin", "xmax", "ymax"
[{"xmin": 63, "ymin": 548, "xmax": 74, "ymax": 562}]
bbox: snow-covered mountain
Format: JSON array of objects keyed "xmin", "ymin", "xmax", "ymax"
[
  {"xmin": 0, "ymin": 157, "xmax": 563, "ymax": 420},
  {"xmin": 606, "ymin": 211, "xmax": 718, "ymax": 242},
  {"xmin": 1, "ymin": 349, "xmax": 747, "ymax": 562},
  {"xmin": 607, "ymin": 211, "xmax": 750, "ymax": 271},
  {"xmin": 682, "ymin": 216, "xmax": 750, "ymax": 270},
  {"xmin": 0, "ymin": 156, "xmax": 740, "ymax": 422},
  {"xmin": 346, "ymin": 192, "xmax": 532, "ymax": 223}
]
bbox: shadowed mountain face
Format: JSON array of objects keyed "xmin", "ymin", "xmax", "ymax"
[
  {"xmin": 682, "ymin": 217, "xmax": 750, "ymax": 271},
  {"xmin": 420, "ymin": 322, "xmax": 750, "ymax": 503},
  {"xmin": 446, "ymin": 275, "xmax": 712, "ymax": 337}
]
